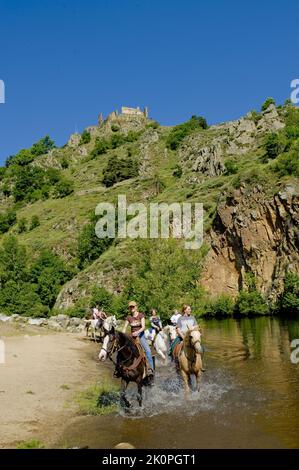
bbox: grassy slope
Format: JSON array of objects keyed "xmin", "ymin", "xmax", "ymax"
[{"xmin": 0, "ymin": 106, "xmax": 297, "ymax": 310}]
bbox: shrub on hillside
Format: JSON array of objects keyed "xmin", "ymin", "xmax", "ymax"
[
  {"xmin": 166, "ymin": 115, "xmax": 208, "ymax": 150},
  {"xmin": 80, "ymin": 130, "xmax": 91, "ymax": 145},
  {"xmin": 224, "ymin": 159, "xmax": 238, "ymax": 175},
  {"xmin": 261, "ymin": 97, "xmax": 276, "ymax": 112},
  {"xmin": 264, "ymin": 133, "xmax": 287, "ymax": 160},
  {"xmin": 53, "ymin": 178, "xmax": 74, "ymax": 198},
  {"xmin": 0, "ymin": 208, "xmax": 17, "ymax": 234},
  {"xmin": 102, "ymin": 156, "xmax": 139, "ymax": 187},
  {"xmin": 30, "ymin": 215, "xmax": 40, "ymax": 230},
  {"xmin": 17, "ymin": 217, "xmax": 27, "ymax": 233}
]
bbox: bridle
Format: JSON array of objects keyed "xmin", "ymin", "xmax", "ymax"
[{"xmin": 101, "ymin": 331, "xmax": 133, "ymax": 367}]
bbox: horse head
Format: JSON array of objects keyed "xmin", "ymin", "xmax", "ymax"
[
  {"xmin": 102, "ymin": 315, "xmax": 117, "ymax": 334},
  {"xmin": 186, "ymin": 326, "xmax": 202, "ymax": 354},
  {"xmin": 99, "ymin": 323, "xmax": 117, "ymax": 361}
]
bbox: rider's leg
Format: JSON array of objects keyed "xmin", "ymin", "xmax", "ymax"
[{"xmin": 139, "ymin": 333, "xmax": 154, "ymax": 370}]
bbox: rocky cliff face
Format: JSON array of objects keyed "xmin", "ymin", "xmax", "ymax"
[
  {"xmin": 201, "ymin": 183, "xmax": 299, "ymax": 302},
  {"xmin": 179, "ymin": 104, "xmax": 285, "ymax": 180}
]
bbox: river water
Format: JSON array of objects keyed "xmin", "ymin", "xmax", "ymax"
[{"xmin": 58, "ymin": 317, "xmax": 299, "ymax": 449}]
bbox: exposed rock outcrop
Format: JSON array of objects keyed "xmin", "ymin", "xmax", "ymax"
[
  {"xmin": 180, "ymin": 105, "xmax": 285, "ymax": 179},
  {"xmin": 201, "ymin": 183, "xmax": 299, "ymax": 302}
]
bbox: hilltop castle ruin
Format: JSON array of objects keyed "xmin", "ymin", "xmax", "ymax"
[{"xmin": 98, "ymin": 106, "xmax": 149, "ymax": 125}]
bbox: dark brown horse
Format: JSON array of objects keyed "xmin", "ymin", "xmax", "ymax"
[{"xmin": 99, "ymin": 326, "xmax": 153, "ymax": 408}]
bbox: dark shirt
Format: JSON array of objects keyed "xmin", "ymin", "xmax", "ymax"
[{"xmin": 126, "ymin": 312, "xmax": 144, "ymax": 334}]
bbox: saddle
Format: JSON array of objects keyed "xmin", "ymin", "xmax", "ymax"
[
  {"xmin": 115, "ymin": 337, "xmax": 146, "ymax": 377},
  {"xmin": 172, "ymin": 341, "xmax": 183, "ymax": 361}
]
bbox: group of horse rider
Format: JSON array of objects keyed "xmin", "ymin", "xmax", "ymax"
[{"xmin": 91, "ymin": 300, "xmax": 202, "ymax": 378}]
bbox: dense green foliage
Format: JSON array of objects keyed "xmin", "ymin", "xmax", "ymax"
[
  {"xmin": 91, "ymin": 131, "xmax": 141, "ymax": 158},
  {"xmin": 235, "ymin": 290, "xmax": 270, "ymax": 316},
  {"xmin": 80, "ymin": 130, "xmax": 91, "ymax": 145},
  {"xmin": 119, "ymin": 239, "xmax": 207, "ymax": 321},
  {"xmin": 280, "ymin": 272, "xmax": 299, "ymax": 314},
  {"xmin": 6, "ymin": 136, "xmax": 55, "ymax": 167},
  {"xmin": 0, "ymin": 236, "xmax": 73, "ymax": 316},
  {"xmin": 166, "ymin": 115, "xmax": 208, "ymax": 150},
  {"xmin": 77, "ymin": 216, "xmax": 114, "ymax": 269},
  {"xmin": 0, "ymin": 208, "xmax": 17, "ymax": 234},
  {"xmin": 102, "ymin": 155, "xmax": 139, "ymax": 187}
]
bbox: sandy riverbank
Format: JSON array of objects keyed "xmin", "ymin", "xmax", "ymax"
[{"xmin": 0, "ymin": 324, "xmax": 101, "ymax": 448}]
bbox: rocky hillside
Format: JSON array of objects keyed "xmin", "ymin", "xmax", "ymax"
[{"xmin": 0, "ymin": 100, "xmax": 298, "ymax": 318}]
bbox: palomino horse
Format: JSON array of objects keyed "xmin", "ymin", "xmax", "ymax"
[
  {"xmin": 172, "ymin": 326, "xmax": 203, "ymax": 397},
  {"xmin": 99, "ymin": 324, "xmax": 153, "ymax": 408}
]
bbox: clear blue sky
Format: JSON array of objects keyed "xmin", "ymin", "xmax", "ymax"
[{"xmin": 0, "ymin": 0, "xmax": 298, "ymax": 164}]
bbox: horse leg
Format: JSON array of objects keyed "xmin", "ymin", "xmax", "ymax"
[
  {"xmin": 137, "ymin": 380, "xmax": 143, "ymax": 407},
  {"xmin": 195, "ymin": 371, "xmax": 201, "ymax": 392},
  {"xmin": 180, "ymin": 369, "xmax": 190, "ymax": 399},
  {"xmin": 120, "ymin": 380, "xmax": 131, "ymax": 409}
]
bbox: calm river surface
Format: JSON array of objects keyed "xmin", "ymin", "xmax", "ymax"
[{"xmin": 58, "ymin": 317, "xmax": 299, "ymax": 449}]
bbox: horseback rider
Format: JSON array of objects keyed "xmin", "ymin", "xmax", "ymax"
[
  {"xmin": 122, "ymin": 301, "xmax": 154, "ymax": 377},
  {"xmin": 176, "ymin": 304, "xmax": 205, "ymax": 368},
  {"xmin": 176, "ymin": 304, "xmax": 197, "ymax": 340},
  {"xmin": 149, "ymin": 309, "xmax": 162, "ymax": 335},
  {"xmin": 92, "ymin": 306, "xmax": 107, "ymax": 328},
  {"xmin": 170, "ymin": 309, "xmax": 181, "ymax": 327}
]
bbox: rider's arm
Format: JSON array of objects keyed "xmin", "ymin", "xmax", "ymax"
[
  {"xmin": 177, "ymin": 327, "xmax": 184, "ymax": 339},
  {"xmin": 122, "ymin": 320, "xmax": 129, "ymax": 333}
]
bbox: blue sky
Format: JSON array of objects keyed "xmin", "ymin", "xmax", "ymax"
[{"xmin": 0, "ymin": 0, "xmax": 298, "ymax": 164}]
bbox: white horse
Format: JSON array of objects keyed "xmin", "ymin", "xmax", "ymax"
[
  {"xmin": 85, "ymin": 315, "xmax": 117, "ymax": 341},
  {"xmin": 145, "ymin": 326, "xmax": 175, "ymax": 366}
]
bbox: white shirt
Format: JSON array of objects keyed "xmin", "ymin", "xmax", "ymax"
[{"xmin": 170, "ymin": 313, "xmax": 181, "ymax": 326}]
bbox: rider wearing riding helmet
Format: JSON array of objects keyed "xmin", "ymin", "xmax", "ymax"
[{"xmin": 122, "ymin": 301, "xmax": 154, "ymax": 377}]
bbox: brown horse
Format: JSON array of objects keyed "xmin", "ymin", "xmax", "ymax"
[
  {"xmin": 99, "ymin": 326, "xmax": 153, "ymax": 409},
  {"xmin": 173, "ymin": 326, "xmax": 203, "ymax": 397}
]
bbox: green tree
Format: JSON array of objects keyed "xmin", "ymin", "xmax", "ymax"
[
  {"xmin": 77, "ymin": 221, "xmax": 113, "ymax": 269},
  {"xmin": 91, "ymin": 287, "xmax": 114, "ymax": 312},
  {"xmin": 30, "ymin": 250, "xmax": 74, "ymax": 308},
  {"xmin": 280, "ymin": 273, "xmax": 299, "ymax": 314}
]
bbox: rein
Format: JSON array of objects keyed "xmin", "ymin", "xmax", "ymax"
[{"xmin": 103, "ymin": 333, "xmax": 145, "ymax": 374}]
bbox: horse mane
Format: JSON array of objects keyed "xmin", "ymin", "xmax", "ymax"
[{"xmin": 116, "ymin": 331, "xmax": 139, "ymax": 356}]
